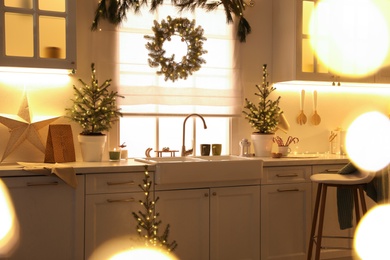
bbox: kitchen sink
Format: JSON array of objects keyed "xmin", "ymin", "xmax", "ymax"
[
  {"xmin": 134, "ymin": 157, "xmax": 206, "ymax": 163},
  {"xmin": 194, "ymin": 155, "xmax": 252, "ymax": 161},
  {"xmin": 135, "ymin": 155, "xmax": 262, "ymax": 185}
]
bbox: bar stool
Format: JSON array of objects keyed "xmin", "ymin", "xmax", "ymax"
[{"xmin": 307, "ymin": 170, "xmax": 375, "ymax": 260}]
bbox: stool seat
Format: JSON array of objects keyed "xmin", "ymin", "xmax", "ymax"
[{"xmin": 310, "ymin": 171, "xmax": 375, "ymax": 185}]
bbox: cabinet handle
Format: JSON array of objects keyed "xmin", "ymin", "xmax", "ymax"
[
  {"xmin": 320, "ymin": 169, "xmax": 340, "ymax": 173},
  {"xmin": 107, "ymin": 198, "xmax": 135, "ymax": 203},
  {"xmin": 276, "ymin": 174, "xmax": 298, "ymax": 178},
  {"xmin": 277, "ymin": 188, "xmax": 300, "ymax": 192},
  {"xmin": 204, "ymin": 193, "xmax": 209, "ymax": 197},
  {"xmin": 26, "ymin": 181, "xmax": 59, "ymax": 187},
  {"xmin": 106, "ymin": 181, "xmax": 135, "ymax": 186},
  {"xmin": 212, "ymin": 192, "xmax": 217, "ymax": 196}
]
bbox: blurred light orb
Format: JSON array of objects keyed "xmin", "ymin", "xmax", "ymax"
[
  {"xmin": 354, "ymin": 204, "xmax": 390, "ymax": 259},
  {"xmin": 110, "ymin": 247, "xmax": 177, "ymax": 260},
  {"xmin": 345, "ymin": 111, "xmax": 390, "ymax": 171},
  {"xmin": 309, "ymin": 0, "xmax": 389, "ymax": 77},
  {"xmin": 0, "ymin": 179, "xmax": 19, "ymax": 256}
]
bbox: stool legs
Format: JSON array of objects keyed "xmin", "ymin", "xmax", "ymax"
[
  {"xmin": 307, "ymin": 184, "xmax": 368, "ymax": 260},
  {"xmin": 358, "ymin": 188, "xmax": 367, "ymax": 214},
  {"xmin": 307, "ymin": 183, "xmax": 323, "ymax": 260},
  {"xmin": 315, "ymin": 184, "xmax": 328, "ymax": 260}
]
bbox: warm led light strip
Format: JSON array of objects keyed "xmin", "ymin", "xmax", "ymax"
[
  {"xmin": 274, "ymin": 81, "xmax": 390, "ymax": 94},
  {"xmin": 0, "ymin": 66, "xmax": 74, "ymax": 75}
]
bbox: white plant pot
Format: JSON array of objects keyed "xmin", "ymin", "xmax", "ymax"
[
  {"xmin": 251, "ymin": 133, "xmax": 275, "ymax": 157},
  {"xmin": 78, "ymin": 134, "xmax": 107, "ymax": 162}
]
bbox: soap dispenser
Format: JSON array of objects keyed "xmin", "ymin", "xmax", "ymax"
[{"xmin": 239, "ymin": 138, "xmax": 251, "ymax": 157}]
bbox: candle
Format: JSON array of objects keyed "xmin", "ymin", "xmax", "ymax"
[
  {"xmin": 120, "ymin": 149, "xmax": 128, "ymax": 160},
  {"xmin": 109, "ymin": 148, "xmax": 121, "ymax": 161}
]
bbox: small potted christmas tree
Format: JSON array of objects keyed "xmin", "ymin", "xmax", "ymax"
[
  {"xmin": 243, "ymin": 64, "xmax": 282, "ymax": 156},
  {"xmin": 65, "ymin": 63, "xmax": 124, "ymax": 161}
]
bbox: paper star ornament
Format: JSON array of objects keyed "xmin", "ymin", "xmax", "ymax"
[{"xmin": 0, "ymin": 93, "xmax": 59, "ymax": 161}]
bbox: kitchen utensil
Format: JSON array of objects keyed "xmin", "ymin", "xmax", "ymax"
[
  {"xmin": 297, "ymin": 89, "xmax": 307, "ymax": 125},
  {"xmin": 311, "ymin": 90, "xmax": 321, "ymax": 125}
]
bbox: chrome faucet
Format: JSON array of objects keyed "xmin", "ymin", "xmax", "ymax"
[{"xmin": 181, "ymin": 113, "xmax": 207, "ymax": 156}]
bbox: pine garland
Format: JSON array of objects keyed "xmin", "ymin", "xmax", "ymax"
[
  {"xmin": 65, "ymin": 63, "xmax": 124, "ymax": 135},
  {"xmin": 243, "ymin": 64, "xmax": 282, "ymax": 134},
  {"xmin": 91, "ymin": 0, "xmax": 252, "ymax": 42},
  {"xmin": 145, "ymin": 16, "xmax": 207, "ymax": 82},
  {"xmin": 132, "ymin": 166, "xmax": 178, "ymax": 252}
]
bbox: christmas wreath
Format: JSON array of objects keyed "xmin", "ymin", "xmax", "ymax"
[{"xmin": 144, "ymin": 16, "xmax": 207, "ymax": 82}]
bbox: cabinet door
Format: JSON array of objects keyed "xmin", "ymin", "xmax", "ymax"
[
  {"xmin": 261, "ymin": 183, "xmax": 311, "ymax": 260},
  {"xmin": 85, "ymin": 192, "xmax": 144, "ymax": 259},
  {"xmin": 2, "ymin": 175, "xmax": 84, "ymax": 260},
  {"xmin": 0, "ymin": 0, "xmax": 76, "ymax": 70},
  {"xmin": 273, "ymin": 0, "xmax": 375, "ymax": 84},
  {"xmin": 210, "ymin": 186, "xmax": 260, "ymax": 260},
  {"xmin": 156, "ymin": 189, "xmax": 209, "ymax": 260}
]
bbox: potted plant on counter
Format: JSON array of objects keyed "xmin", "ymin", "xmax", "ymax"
[
  {"xmin": 65, "ymin": 63, "xmax": 124, "ymax": 161},
  {"xmin": 242, "ymin": 64, "xmax": 282, "ymax": 156}
]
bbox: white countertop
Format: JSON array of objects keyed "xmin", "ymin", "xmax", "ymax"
[
  {"xmin": 260, "ymin": 153, "xmax": 349, "ymax": 166},
  {"xmin": 0, "ymin": 159, "xmax": 154, "ymax": 177},
  {"xmin": 0, "ymin": 154, "xmax": 349, "ymax": 177}
]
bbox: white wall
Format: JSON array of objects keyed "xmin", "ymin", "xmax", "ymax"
[
  {"xmin": 1, "ymin": 0, "xmax": 390, "ymax": 162},
  {"xmin": 235, "ymin": 0, "xmax": 390, "ymax": 155}
]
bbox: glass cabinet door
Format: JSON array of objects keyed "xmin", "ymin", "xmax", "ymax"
[
  {"xmin": 301, "ymin": 0, "xmax": 329, "ymax": 74},
  {"xmin": 0, "ymin": 0, "xmax": 76, "ymax": 70}
]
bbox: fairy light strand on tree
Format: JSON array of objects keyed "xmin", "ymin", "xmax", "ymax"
[
  {"xmin": 242, "ymin": 64, "xmax": 282, "ymax": 134},
  {"xmin": 132, "ymin": 165, "xmax": 178, "ymax": 252},
  {"xmin": 65, "ymin": 63, "xmax": 124, "ymax": 135}
]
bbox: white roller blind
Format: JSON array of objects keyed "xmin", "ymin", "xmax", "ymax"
[{"xmin": 118, "ymin": 4, "xmax": 242, "ymax": 116}]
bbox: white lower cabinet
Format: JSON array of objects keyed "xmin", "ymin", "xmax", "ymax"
[
  {"xmin": 262, "ymin": 163, "xmax": 362, "ymax": 260},
  {"xmin": 84, "ymin": 172, "xmax": 151, "ymax": 259},
  {"xmin": 1, "ymin": 175, "xmax": 84, "ymax": 260},
  {"xmin": 156, "ymin": 185, "xmax": 261, "ymax": 260},
  {"xmin": 261, "ymin": 172, "xmax": 311, "ymax": 260},
  {"xmin": 155, "ymin": 188, "xmax": 210, "ymax": 260}
]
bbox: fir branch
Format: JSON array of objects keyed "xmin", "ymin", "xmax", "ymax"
[
  {"xmin": 132, "ymin": 166, "xmax": 178, "ymax": 252},
  {"xmin": 65, "ymin": 63, "xmax": 124, "ymax": 135},
  {"xmin": 238, "ymin": 17, "xmax": 251, "ymax": 42},
  {"xmin": 91, "ymin": 0, "xmax": 252, "ymax": 42},
  {"xmin": 243, "ymin": 64, "xmax": 282, "ymax": 134}
]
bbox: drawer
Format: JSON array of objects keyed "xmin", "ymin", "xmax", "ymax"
[
  {"xmin": 263, "ymin": 166, "xmax": 311, "ymax": 184},
  {"xmin": 312, "ymin": 164, "xmax": 347, "ymax": 174},
  {"xmin": 86, "ymin": 172, "xmax": 153, "ymax": 194}
]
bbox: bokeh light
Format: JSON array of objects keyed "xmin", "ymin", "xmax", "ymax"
[
  {"xmin": 345, "ymin": 111, "xmax": 390, "ymax": 171},
  {"xmin": 0, "ymin": 179, "xmax": 19, "ymax": 257},
  {"xmin": 309, "ymin": 0, "xmax": 389, "ymax": 77},
  {"xmin": 89, "ymin": 236, "xmax": 178, "ymax": 260},
  {"xmin": 110, "ymin": 247, "xmax": 178, "ymax": 260},
  {"xmin": 354, "ymin": 204, "xmax": 390, "ymax": 259}
]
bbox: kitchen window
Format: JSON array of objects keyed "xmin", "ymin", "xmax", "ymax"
[{"xmin": 117, "ymin": 4, "xmax": 241, "ymax": 157}]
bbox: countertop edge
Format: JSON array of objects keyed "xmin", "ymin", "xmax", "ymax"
[
  {"xmin": 0, "ymin": 160, "xmax": 156, "ymax": 177},
  {"xmin": 0, "ymin": 155, "xmax": 349, "ymax": 177}
]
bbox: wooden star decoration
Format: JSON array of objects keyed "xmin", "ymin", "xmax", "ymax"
[{"xmin": 0, "ymin": 93, "xmax": 59, "ymax": 162}]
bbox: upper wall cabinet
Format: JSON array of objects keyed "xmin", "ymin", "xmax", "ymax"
[
  {"xmin": 272, "ymin": 0, "xmax": 390, "ymax": 85},
  {"xmin": 0, "ymin": 0, "xmax": 76, "ymax": 70}
]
